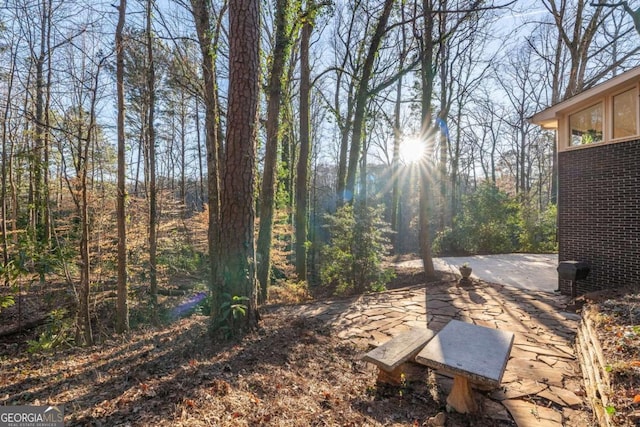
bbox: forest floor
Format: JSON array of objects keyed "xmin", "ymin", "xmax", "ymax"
[
  {"xmin": 0, "ymin": 268, "xmax": 506, "ymax": 427},
  {"xmin": 0, "ymin": 262, "xmax": 638, "ymax": 426},
  {"xmin": 579, "ymin": 289, "xmax": 640, "ymax": 425}
]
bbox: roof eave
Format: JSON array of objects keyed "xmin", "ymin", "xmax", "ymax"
[{"xmin": 530, "ymin": 65, "xmax": 640, "ymax": 128}]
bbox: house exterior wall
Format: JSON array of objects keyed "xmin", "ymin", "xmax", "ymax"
[{"xmin": 558, "ymin": 139, "xmax": 640, "ymax": 294}]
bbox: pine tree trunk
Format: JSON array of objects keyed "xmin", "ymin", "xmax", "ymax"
[{"xmin": 219, "ymin": 0, "xmax": 260, "ymax": 333}]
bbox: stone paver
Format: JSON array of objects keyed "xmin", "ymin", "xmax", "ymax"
[
  {"xmin": 502, "ymin": 399, "xmax": 563, "ymax": 426},
  {"xmin": 274, "ymin": 279, "xmax": 592, "ymax": 426}
]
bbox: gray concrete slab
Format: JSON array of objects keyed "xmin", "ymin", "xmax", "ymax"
[
  {"xmin": 397, "ymin": 253, "xmax": 559, "ymax": 293},
  {"xmin": 362, "ymin": 327, "xmax": 435, "ymax": 371},
  {"xmin": 416, "ymin": 320, "xmax": 514, "ymax": 386}
]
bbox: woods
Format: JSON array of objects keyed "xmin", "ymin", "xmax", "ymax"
[{"xmin": 1, "ymin": 0, "xmax": 640, "ymax": 342}]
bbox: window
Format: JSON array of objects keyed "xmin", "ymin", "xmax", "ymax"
[
  {"xmin": 613, "ymin": 88, "xmax": 637, "ymax": 139},
  {"xmin": 569, "ymin": 103, "xmax": 603, "ymax": 146}
]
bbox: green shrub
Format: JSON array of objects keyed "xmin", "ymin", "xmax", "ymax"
[
  {"xmin": 157, "ymin": 238, "xmax": 204, "ymax": 273},
  {"xmin": 27, "ymin": 309, "xmax": 73, "ymax": 353},
  {"xmin": 433, "ymin": 226, "xmax": 472, "ymax": 256},
  {"xmin": 320, "ymin": 204, "xmax": 394, "ymax": 296},
  {"xmin": 434, "ymin": 183, "xmax": 521, "ymax": 255},
  {"xmin": 215, "ymin": 293, "xmax": 250, "ymax": 339},
  {"xmin": 519, "ymin": 203, "xmax": 557, "ymax": 253},
  {"xmin": 0, "ymin": 295, "xmax": 14, "ymax": 313}
]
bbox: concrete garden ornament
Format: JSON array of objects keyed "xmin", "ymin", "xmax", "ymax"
[{"xmin": 459, "ymin": 263, "xmax": 472, "ymax": 279}]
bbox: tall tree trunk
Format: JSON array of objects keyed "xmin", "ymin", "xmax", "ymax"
[
  {"xmin": 43, "ymin": 0, "xmax": 54, "ymax": 245},
  {"xmin": 133, "ymin": 129, "xmax": 144, "ymax": 196},
  {"xmin": 336, "ymin": 115, "xmax": 352, "ymax": 204},
  {"xmin": 418, "ymin": 0, "xmax": 436, "ymax": 278},
  {"xmin": 450, "ymin": 100, "xmax": 463, "ymax": 223},
  {"xmin": 359, "ymin": 139, "xmax": 368, "ymax": 202},
  {"xmin": 115, "ymin": 0, "xmax": 129, "ymax": 334},
  {"xmin": 1, "ymin": 47, "xmax": 16, "ymax": 282},
  {"xmin": 391, "ymin": 77, "xmax": 402, "ymax": 254},
  {"xmin": 333, "ymin": 3, "xmax": 359, "ymax": 206},
  {"xmin": 295, "ymin": 17, "xmax": 312, "ymax": 280},
  {"xmin": 180, "ymin": 92, "xmax": 187, "ymax": 205},
  {"xmin": 195, "ymin": 99, "xmax": 205, "ymax": 208},
  {"xmin": 147, "ymin": 0, "xmax": 159, "ymax": 325},
  {"xmin": 345, "ymin": 0, "xmax": 395, "ymax": 204},
  {"xmin": 391, "ymin": 2, "xmax": 408, "ymax": 253},
  {"xmin": 190, "ymin": 0, "xmax": 224, "ymax": 321},
  {"xmin": 437, "ymin": 1, "xmax": 452, "ymax": 232},
  {"xmin": 519, "ymin": 126, "xmax": 526, "ymax": 195},
  {"xmin": 257, "ymin": 0, "xmax": 292, "ymax": 302},
  {"xmin": 280, "ymin": 65, "xmax": 295, "ymax": 214},
  {"xmin": 32, "ymin": 0, "xmax": 51, "ymax": 249},
  {"xmin": 219, "ymin": 0, "xmax": 260, "ymax": 333},
  {"xmin": 75, "ymin": 110, "xmax": 93, "ymax": 346},
  {"xmin": 74, "ymin": 53, "xmax": 105, "ymax": 346}
]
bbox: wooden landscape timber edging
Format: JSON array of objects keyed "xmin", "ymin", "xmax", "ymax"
[
  {"xmin": 576, "ymin": 311, "xmax": 614, "ymax": 427},
  {"xmin": 361, "ymin": 328, "xmax": 435, "ymax": 385}
]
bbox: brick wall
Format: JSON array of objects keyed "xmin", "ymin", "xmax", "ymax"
[{"xmin": 558, "ymin": 140, "xmax": 640, "ymax": 295}]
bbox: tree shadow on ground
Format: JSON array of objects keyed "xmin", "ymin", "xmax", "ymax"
[{"xmin": 0, "ymin": 267, "xmax": 584, "ymax": 426}]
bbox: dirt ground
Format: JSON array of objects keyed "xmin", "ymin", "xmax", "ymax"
[
  {"xmin": 0, "ymin": 265, "xmax": 636, "ymax": 426},
  {"xmin": 0, "ymin": 269, "xmax": 513, "ymax": 427},
  {"xmin": 581, "ymin": 289, "xmax": 640, "ymax": 426}
]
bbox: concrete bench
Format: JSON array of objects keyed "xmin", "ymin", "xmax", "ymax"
[
  {"xmin": 415, "ymin": 319, "xmax": 514, "ymax": 413},
  {"xmin": 362, "ymin": 328, "xmax": 435, "ymax": 385}
]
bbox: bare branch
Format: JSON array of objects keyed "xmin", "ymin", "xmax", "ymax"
[{"xmin": 591, "ymin": 1, "xmax": 640, "ymax": 34}]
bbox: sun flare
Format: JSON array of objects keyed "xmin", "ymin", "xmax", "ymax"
[{"xmin": 399, "ymin": 137, "xmax": 426, "ymax": 164}]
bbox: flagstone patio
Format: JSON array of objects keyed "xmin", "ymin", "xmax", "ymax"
[{"xmin": 279, "ymin": 279, "xmax": 592, "ymax": 426}]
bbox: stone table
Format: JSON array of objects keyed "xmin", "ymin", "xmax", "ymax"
[{"xmin": 416, "ymin": 319, "xmax": 514, "ymax": 413}]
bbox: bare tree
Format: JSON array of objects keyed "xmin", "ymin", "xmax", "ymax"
[
  {"xmin": 32, "ymin": 0, "xmax": 53, "ymax": 247},
  {"xmin": 146, "ymin": 0, "xmax": 159, "ymax": 325},
  {"xmin": 1, "ymin": 43, "xmax": 18, "ymax": 282},
  {"xmin": 257, "ymin": 0, "xmax": 294, "ymax": 301},
  {"xmin": 115, "ymin": 0, "xmax": 129, "ymax": 334},
  {"xmin": 331, "ymin": 2, "xmax": 363, "ymax": 205},
  {"xmin": 591, "ymin": 1, "xmax": 640, "ymax": 35},
  {"xmin": 344, "ymin": 0, "xmax": 395, "ymax": 204},
  {"xmin": 295, "ymin": 6, "xmax": 312, "ymax": 280},
  {"xmin": 189, "ymin": 0, "xmax": 226, "ymax": 322},
  {"xmin": 49, "ymin": 25, "xmax": 109, "ymax": 345},
  {"xmin": 534, "ymin": 0, "xmax": 640, "ymax": 202},
  {"xmin": 497, "ymin": 45, "xmax": 545, "ymax": 196},
  {"xmin": 446, "ymin": 24, "xmax": 491, "ymax": 220}
]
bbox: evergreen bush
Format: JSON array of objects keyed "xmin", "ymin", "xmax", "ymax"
[
  {"xmin": 519, "ymin": 203, "xmax": 557, "ymax": 253},
  {"xmin": 434, "ymin": 183, "xmax": 522, "ymax": 255},
  {"xmin": 320, "ymin": 203, "xmax": 394, "ymax": 296}
]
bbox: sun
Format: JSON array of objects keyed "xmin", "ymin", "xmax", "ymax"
[{"xmin": 399, "ymin": 137, "xmax": 426, "ymax": 164}]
